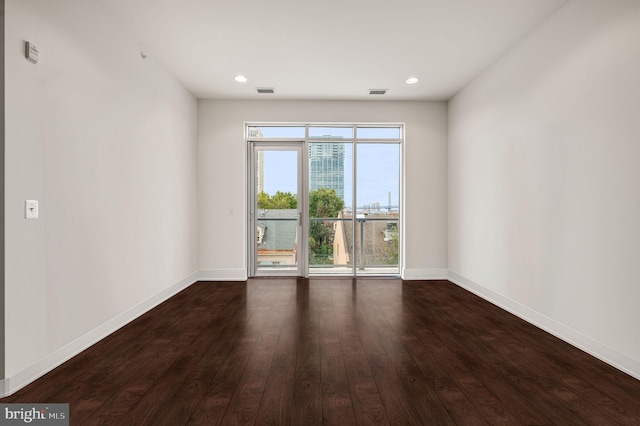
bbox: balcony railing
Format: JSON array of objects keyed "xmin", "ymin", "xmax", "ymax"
[{"xmin": 309, "ymin": 216, "xmax": 399, "ymax": 275}]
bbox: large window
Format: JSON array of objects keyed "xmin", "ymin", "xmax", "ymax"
[{"xmin": 247, "ymin": 124, "xmax": 402, "ymax": 276}]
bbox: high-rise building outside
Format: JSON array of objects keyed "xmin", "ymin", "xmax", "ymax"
[
  {"xmin": 249, "ymin": 128, "xmax": 265, "ymax": 193},
  {"xmin": 256, "ymin": 151, "xmax": 264, "ymax": 194},
  {"xmin": 309, "ymin": 142, "xmax": 345, "ymax": 201}
]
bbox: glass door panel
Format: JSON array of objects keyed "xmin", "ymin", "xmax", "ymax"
[
  {"xmin": 355, "ymin": 143, "xmax": 400, "ymax": 275},
  {"xmin": 251, "ymin": 144, "xmax": 304, "ymax": 276},
  {"xmin": 308, "ymin": 142, "xmax": 354, "ymax": 275}
]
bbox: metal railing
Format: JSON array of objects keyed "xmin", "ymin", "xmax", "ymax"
[{"xmin": 308, "ymin": 217, "xmax": 398, "ymax": 271}]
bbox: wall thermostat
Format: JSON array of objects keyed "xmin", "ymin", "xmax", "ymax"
[{"xmin": 25, "ymin": 41, "xmax": 39, "ymax": 64}]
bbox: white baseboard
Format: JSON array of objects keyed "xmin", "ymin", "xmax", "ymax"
[
  {"xmin": 198, "ymin": 268, "xmax": 247, "ymax": 281},
  {"xmin": 1, "ymin": 271, "xmax": 200, "ymax": 398},
  {"xmin": 0, "ymin": 377, "xmax": 7, "ymax": 397},
  {"xmin": 448, "ymin": 270, "xmax": 640, "ymax": 381},
  {"xmin": 402, "ymin": 268, "xmax": 449, "ymax": 280}
]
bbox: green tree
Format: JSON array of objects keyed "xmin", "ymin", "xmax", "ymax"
[
  {"xmin": 308, "ymin": 188, "xmax": 344, "ymax": 265},
  {"xmin": 308, "ymin": 188, "xmax": 344, "ymax": 218},
  {"xmin": 271, "ymin": 191, "xmax": 297, "ymax": 209},
  {"xmin": 257, "ymin": 191, "xmax": 271, "ymax": 209},
  {"xmin": 257, "ymin": 191, "xmax": 297, "ymax": 209}
]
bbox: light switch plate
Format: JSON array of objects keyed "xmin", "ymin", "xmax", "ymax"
[{"xmin": 25, "ymin": 200, "xmax": 39, "ymax": 219}]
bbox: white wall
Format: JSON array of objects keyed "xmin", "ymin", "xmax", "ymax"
[
  {"xmin": 449, "ymin": 0, "xmax": 640, "ymax": 378},
  {"xmin": 4, "ymin": 0, "xmax": 198, "ymax": 387},
  {"xmin": 198, "ymin": 100, "xmax": 448, "ymax": 280},
  {"xmin": 1, "ymin": 0, "xmax": 6, "ymax": 380}
]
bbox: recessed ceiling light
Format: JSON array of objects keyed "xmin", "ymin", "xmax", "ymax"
[
  {"xmin": 234, "ymin": 75, "xmax": 248, "ymax": 83},
  {"xmin": 406, "ymin": 77, "xmax": 420, "ymax": 85}
]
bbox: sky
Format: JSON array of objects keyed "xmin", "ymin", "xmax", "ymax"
[{"xmin": 261, "ymin": 143, "xmax": 400, "ymax": 209}]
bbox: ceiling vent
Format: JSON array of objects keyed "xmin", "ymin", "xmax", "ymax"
[
  {"xmin": 369, "ymin": 89, "xmax": 387, "ymax": 95},
  {"xmin": 256, "ymin": 88, "xmax": 275, "ymax": 94}
]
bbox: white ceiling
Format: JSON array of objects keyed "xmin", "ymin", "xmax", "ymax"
[{"xmin": 98, "ymin": 0, "xmax": 568, "ymax": 101}]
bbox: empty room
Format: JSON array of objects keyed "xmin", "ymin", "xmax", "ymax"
[{"xmin": 2, "ymin": 0, "xmax": 640, "ymax": 424}]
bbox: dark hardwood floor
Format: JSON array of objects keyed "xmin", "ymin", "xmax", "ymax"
[{"xmin": 3, "ymin": 278, "xmax": 640, "ymax": 425}]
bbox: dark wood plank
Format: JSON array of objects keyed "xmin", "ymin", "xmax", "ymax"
[
  {"xmin": 334, "ymin": 307, "xmax": 389, "ymax": 424},
  {"xmin": 291, "ymin": 286, "xmax": 322, "ymax": 426},
  {"xmin": 218, "ymin": 286, "xmax": 288, "ymax": 425},
  {"xmin": 187, "ymin": 354, "xmax": 251, "ymax": 425},
  {"xmin": 291, "ymin": 356, "xmax": 322, "ymax": 426},
  {"xmin": 320, "ymin": 356, "xmax": 357, "ymax": 426},
  {"xmin": 254, "ymin": 354, "xmax": 296, "ymax": 425}
]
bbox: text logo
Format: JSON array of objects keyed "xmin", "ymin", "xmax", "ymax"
[{"xmin": 0, "ymin": 404, "xmax": 68, "ymax": 425}]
